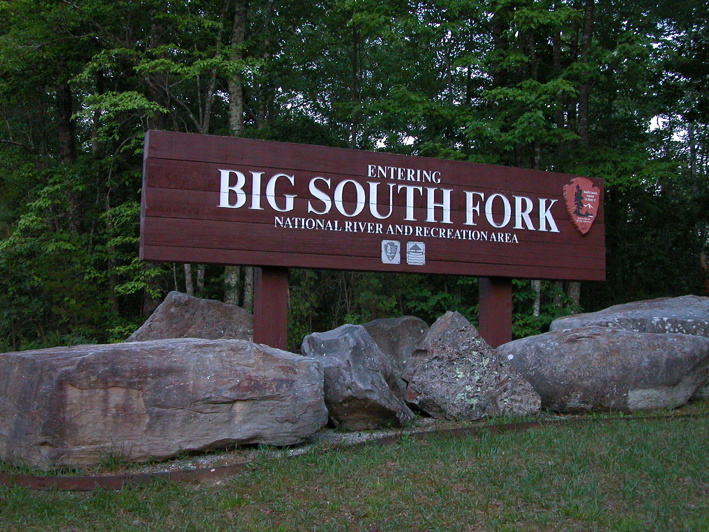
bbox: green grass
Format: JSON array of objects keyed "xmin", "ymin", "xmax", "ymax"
[{"xmin": 1, "ymin": 411, "xmax": 707, "ymax": 531}]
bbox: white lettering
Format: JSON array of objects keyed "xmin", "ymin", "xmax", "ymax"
[
  {"xmin": 538, "ymin": 198, "xmax": 559, "ymax": 232},
  {"xmin": 485, "ymin": 193, "xmax": 511, "ymax": 229},
  {"xmin": 464, "ymin": 191, "xmax": 485, "ymax": 226},
  {"xmin": 307, "ymin": 177, "xmax": 332, "ymax": 215},
  {"xmin": 368, "ymin": 182, "xmax": 395, "ymax": 220},
  {"xmin": 426, "ymin": 187, "xmax": 453, "ymax": 224},
  {"xmin": 249, "ymin": 171, "xmax": 265, "ymax": 210},
  {"xmin": 513, "ymin": 195, "xmax": 534, "ymax": 230},
  {"xmin": 334, "ymin": 179, "xmax": 365, "ymax": 217},
  {"xmin": 364, "ymin": 164, "xmax": 442, "ymax": 183},
  {"xmin": 266, "ymin": 173, "xmax": 296, "ymax": 212},
  {"xmin": 230, "ymin": 168, "xmax": 561, "ymax": 241},
  {"xmin": 397, "ymin": 185, "xmax": 423, "ymax": 221},
  {"xmin": 218, "ymin": 169, "xmax": 246, "ymax": 209}
]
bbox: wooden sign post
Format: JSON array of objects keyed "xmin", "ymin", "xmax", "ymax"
[
  {"xmin": 252, "ymin": 266, "xmax": 289, "ymax": 349},
  {"xmin": 140, "ymin": 131, "xmax": 605, "ymax": 348}
]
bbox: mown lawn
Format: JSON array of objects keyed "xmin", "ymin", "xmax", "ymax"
[{"xmin": 1, "ymin": 407, "xmax": 707, "ymax": 531}]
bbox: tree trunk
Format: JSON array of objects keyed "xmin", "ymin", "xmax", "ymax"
[
  {"xmin": 243, "ymin": 266, "xmax": 254, "ymax": 311},
  {"xmin": 489, "ymin": 10, "xmax": 507, "ymax": 88},
  {"xmin": 225, "ymin": 0, "xmax": 250, "ymax": 306},
  {"xmin": 91, "ymin": 71, "xmax": 105, "ymax": 156},
  {"xmin": 228, "ymin": 0, "xmax": 248, "ymax": 136},
  {"xmin": 224, "ymin": 266, "xmax": 241, "ymax": 306},
  {"xmin": 196, "ymin": 265, "xmax": 206, "ymax": 297},
  {"xmin": 577, "ymin": 0, "xmax": 595, "ymax": 144},
  {"xmin": 567, "ymin": 281, "xmax": 581, "ymax": 308},
  {"xmin": 56, "ymin": 82, "xmax": 76, "ymax": 165},
  {"xmin": 256, "ymin": 1, "xmax": 275, "ymax": 129},
  {"xmin": 553, "ymin": 281, "xmax": 564, "ymax": 308},
  {"xmin": 552, "ymin": 21, "xmax": 566, "ymax": 164},
  {"xmin": 184, "ymin": 264, "xmax": 194, "ymax": 296},
  {"xmin": 532, "ymin": 279, "xmax": 542, "ymax": 317},
  {"xmin": 349, "ymin": 25, "xmax": 362, "ymax": 148},
  {"xmin": 199, "ymin": 0, "xmax": 230, "ymax": 134},
  {"xmin": 56, "ymin": 81, "xmax": 83, "ymax": 232},
  {"xmin": 105, "ymin": 212, "xmax": 120, "ymax": 317}
]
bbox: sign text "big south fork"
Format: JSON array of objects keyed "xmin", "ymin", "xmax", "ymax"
[{"xmin": 217, "ymin": 163, "xmax": 561, "ymax": 244}]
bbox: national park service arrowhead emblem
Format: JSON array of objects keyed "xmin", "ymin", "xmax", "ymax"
[{"xmin": 563, "ymin": 177, "xmax": 600, "ymax": 235}]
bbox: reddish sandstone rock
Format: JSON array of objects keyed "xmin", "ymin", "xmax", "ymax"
[
  {"xmin": 0, "ymin": 339, "xmax": 327, "ymax": 469},
  {"xmin": 127, "ymin": 291, "xmax": 252, "ymax": 341}
]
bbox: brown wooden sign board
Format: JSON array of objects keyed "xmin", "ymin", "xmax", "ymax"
[{"xmin": 140, "ymin": 130, "xmax": 605, "ymax": 347}]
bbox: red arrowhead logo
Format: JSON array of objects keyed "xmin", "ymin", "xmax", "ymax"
[{"xmin": 563, "ymin": 177, "xmax": 600, "ymax": 235}]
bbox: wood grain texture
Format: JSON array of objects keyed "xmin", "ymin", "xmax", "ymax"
[{"xmin": 141, "ymin": 130, "xmax": 606, "ymax": 281}]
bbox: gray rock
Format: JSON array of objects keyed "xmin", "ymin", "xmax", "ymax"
[
  {"xmin": 301, "ymin": 324, "xmax": 415, "ymax": 430},
  {"xmin": 550, "ymin": 295, "xmax": 709, "ymax": 336},
  {"xmin": 693, "ymin": 384, "xmax": 709, "ymax": 400},
  {"xmin": 0, "ymin": 339, "xmax": 327, "ymax": 469},
  {"xmin": 362, "ymin": 316, "xmax": 429, "ymax": 399},
  {"xmin": 402, "ymin": 311, "xmax": 541, "ymax": 421},
  {"xmin": 127, "ymin": 291, "xmax": 252, "ymax": 342},
  {"xmin": 498, "ymin": 326, "xmax": 709, "ymax": 412},
  {"xmin": 549, "ymin": 295, "xmax": 709, "ymax": 402}
]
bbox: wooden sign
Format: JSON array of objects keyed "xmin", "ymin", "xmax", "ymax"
[{"xmin": 141, "ymin": 130, "xmax": 605, "ymax": 282}]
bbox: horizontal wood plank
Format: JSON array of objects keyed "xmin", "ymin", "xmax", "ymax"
[
  {"xmin": 140, "ymin": 215, "xmax": 604, "ymax": 269},
  {"xmin": 141, "ymin": 130, "xmax": 606, "ymax": 281}
]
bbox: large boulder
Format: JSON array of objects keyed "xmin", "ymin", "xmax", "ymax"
[
  {"xmin": 550, "ymin": 295, "xmax": 709, "ymax": 336},
  {"xmin": 498, "ymin": 326, "xmax": 709, "ymax": 412},
  {"xmin": 362, "ymin": 316, "xmax": 429, "ymax": 399},
  {"xmin": 402, "ymin": 311, "xmax": 541, "ymax": 420},
  {"xmin": 0, "ymin": 339, "xmax": 328, "ymax": 469},
  {"xmin": 126, "ymin": 291, "xmax": 252, "ymax": 342},
  {"xmin": 301, "ymin": 324, "xmax": 415, "ymax": 430},
  {"xmin": 550, "ymin": 295, "xmax": 709, "ymax": 401}
]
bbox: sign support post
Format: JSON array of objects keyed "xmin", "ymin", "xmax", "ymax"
[
  {"xmin": 478, "ymin": 277, "xmax": 513, "ymax": 348},
  {"xmin": 253, "ymin": 266, "xmax": 289, "ymax": 350}
]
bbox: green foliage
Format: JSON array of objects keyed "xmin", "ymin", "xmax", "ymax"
[
  {"xmin": 0, "ymin": 171, "xmax": 96, "ymax": 346},
  {"xmin": 0, "ymin": 0, "xmax": 708, "ymax": 349},
  {"xmin": 511, "ymin": 279, "xmax": 578, "ymax": 338}
]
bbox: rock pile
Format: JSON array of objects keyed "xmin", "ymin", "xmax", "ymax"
[
  {"xmin": 301, "ymin": 312, "xmax": 540, "ymax": 425},
  {"xmin": 1, "ymin": 292, "xmax": 707, "ymax": 470}
]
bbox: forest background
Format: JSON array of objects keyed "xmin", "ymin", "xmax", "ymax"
[{"xmin": 0, "ymin": 0, "xmax": 707, "ymax": 352}]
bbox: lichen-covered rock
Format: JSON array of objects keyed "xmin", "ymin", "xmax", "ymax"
[
  {"xmin": 126, "ymin": 291, "xmax": 252, "ymax": 341},
  {"xmin": 402, "ymin": 311, "xmax": 541, "ymax": 420},
  {"xmin": 498, "ymin": 326, "xmax": 709, "ymax": 412},
  {"xmin": 0, "ymin": 339, "xmax": 327, "ymax": 469},
  {"xmin": 301, "ymin": 324, "xmax": 415, "ymax": 430},
  {"xmin": 550, "ymin": 295, "xmax": 709, "ymax": 336},
  {"xmin": 362, "ymin": 316, "xmax": 429, "ymax": 399}
]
